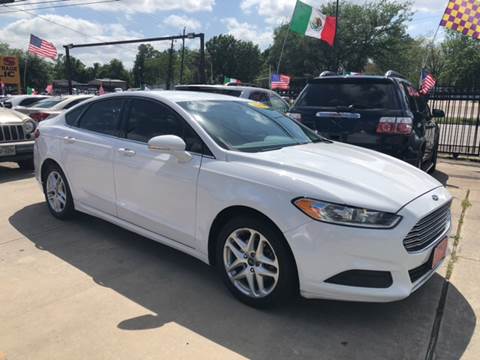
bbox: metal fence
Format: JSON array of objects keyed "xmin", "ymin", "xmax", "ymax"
[{"xmin": 429, "ymin": 86, "xmax": 480, "ymax": 157}]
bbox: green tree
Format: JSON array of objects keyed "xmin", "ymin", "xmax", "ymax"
[
  {"xmin": 206, "ymin": 34, "xmax": 262, "ymax": 83},
  {"xmin": 438, "ymin": 32, "xmax": 480, "ymax": 87},
  {"xmin": 53, "ymin": 54, "xmax": 88, "ymax": 83},
  {"xmin": 268, "ymin": 0, "xmax": 412, "ymax": 77}
]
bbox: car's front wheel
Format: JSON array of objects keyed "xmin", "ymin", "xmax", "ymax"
[
  {"xmin": 216, "ymin": 215, "xmax": 297, "ymax": 308},
  {"xmin": 42, "ymin": 164, "xmax": 75, "ymax": 220}
]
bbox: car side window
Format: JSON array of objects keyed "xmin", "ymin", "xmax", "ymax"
[
  {"xmin": 269, "ymin": 93, "xmax": 288, "ymax": 113},
  {"xmin": 77, "ymin": 99, "xmax": 124, "ymax": 137},
  {"xmin": 402, "ymin": 84, "xmax": 419, "ymax": 113},
  {"xmin": 19, "ymin": 98, "xmax": 44, "ymax": 106},
  {"xmin": 249, "ymin": 91, "xmax": 271, "ymax": 106},
  {"xmin": 125, "ymin": 99, "xmax": 209, "ymax": 154},
  {"xmin": 65, "ymin": 104, "xmax": 88, "ymax": 126}
]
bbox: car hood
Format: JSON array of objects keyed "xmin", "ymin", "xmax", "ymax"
[
  {"xmin": 0, "ymin": 108, "xmax": 30, "ymax": 123},
  {"xmin": 226, "ymin": 141, "xmax": 442, "ymax": 213}
]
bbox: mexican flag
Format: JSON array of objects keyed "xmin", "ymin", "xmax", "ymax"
[
  {"xmin": 224, "ymin": 76, "xmax": 241, "ymax": 84},
  {"xmin": 290, "ymin": 0, "xmax": 337, "ymax": 47}
]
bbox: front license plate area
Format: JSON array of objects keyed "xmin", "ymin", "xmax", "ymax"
[
  {"xmin": 432, "ymin": 237, "xmax": 448, "ymax": 269},
  {"xmin": 0, "ymin": 145, "xmax": 15, "ymax": 157}
]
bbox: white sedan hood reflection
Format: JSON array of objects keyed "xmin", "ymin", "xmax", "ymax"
[{"xmin": 227, "ymin": 141, "xmax": 442, "ymax": 213}]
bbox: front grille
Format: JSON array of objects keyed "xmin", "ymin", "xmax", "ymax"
[
  {"xmin": 0, "ymin": 124, "xmax": 25, "ymax": 142},
  {"xmin": 403, "ymin": 202, "xmax": 451, "ymax": 252}
]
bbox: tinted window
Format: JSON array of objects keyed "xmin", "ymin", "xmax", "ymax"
[
  {"xmin": 179, "ymin": 100, "xmax": 322, "ymax": 152},
  {"xmin": 65, "ymin": 104, "xmax": 88, "ymax": 126},
  {"xmin": 269, "ymin": 93, "xmax": 289, "ymax": 113},
  {"xmin": 249, "ymin": 91, "xmax": 270, "ymax": 105},
  {"xmin": 297, "ymin": 81, "xmax": 400, "ymax": 110},
  {"xmin": 33, "ymin": 98, "xmax": 65, "ymax": 109},
  {"xmin": 78, "ymin": 99, "xmax": 123, "ymax": 136},
  {"xmin": 126, "ymin": 99, "xmax": 206, "ymax": 154},
  {"xmin": 19, "ymin": 97, "xmax": 46, "ymax": 106}
]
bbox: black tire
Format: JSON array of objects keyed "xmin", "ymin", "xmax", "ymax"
[
  {"xmin": 17, "ymin": 159, "xmax": 34, "ymax": 170},
  {"xmin": 215, "ymin": 215, "xmax": 297, "ymax": 308},
  {"xmin": 42, "ymin": 163, "xmax": 75, "ymax": 220}
]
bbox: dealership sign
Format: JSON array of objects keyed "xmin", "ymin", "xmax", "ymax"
[{"xmin": 0, "ymin": 56, "xmax": 21, "ymax": 89}]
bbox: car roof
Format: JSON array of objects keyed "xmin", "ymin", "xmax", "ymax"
[
  {"xmin": 103, "ymin": 90, "xmax": 251, "ymax": 103},
  {"xmin": 175, "ymin": 84, "xmax": 270, "ymax": 92},
  {"xmin": 309, "ymin": 75, "xmax": 410, "ymax": 85}
]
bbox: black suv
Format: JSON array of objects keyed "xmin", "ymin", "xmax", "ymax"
[{"xmin": 288, "ymin": 72, "xmax": 444, "ymax": 172}]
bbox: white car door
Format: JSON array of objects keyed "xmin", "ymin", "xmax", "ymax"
[
  {"xmin": 113, "ymin": 98, "xmax": 205, "ymax": 248},
  {"xmin": 62, "ymin": 98, "xmax": 125, "ymax": 216}
]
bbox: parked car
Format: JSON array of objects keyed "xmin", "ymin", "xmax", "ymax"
[
  {"xmin": 15, "ymin": 95, "xmax": 93, "ymax": 121},
  {"xmin": 175, "ymin": 84, "xmax": 290, "ymax": 114},
  {"xmin": 2, "ymin": 95, "xmax": 50, "ymax": 109},
  {"xmin": 35, "ymin": 91, "xmax": 451, "ymax": 308},
  {"xmin": 0, "ymin": 108, "xmax": 37, "ymax": 169},
  {"xmin": 288, "ymin": 72, "xmax": 444, "ymax": 172}
]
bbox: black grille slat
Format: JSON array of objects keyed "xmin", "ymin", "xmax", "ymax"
[
  {"xmin": 0, "ymin": 125, "xmax": 27, "ymax": 142},
  {"xmin": 403, "ymin": 201, "xmax": 451, "ymax": 252}
]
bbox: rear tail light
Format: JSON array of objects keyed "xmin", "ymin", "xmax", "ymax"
[
  {"xmin": 34, "ymin": 129, "xmax": 40, "ymax": 139},
  {"xmin": 286, "ymin": 112, "xmax": 302, "ymax": 122},
  {"xmin": 376, "ymin": 117, "xmax": 413, "ymax": 135},
  {"xmin": 30, "ymin": 112, "xmax": 51, "ymax": 122}
]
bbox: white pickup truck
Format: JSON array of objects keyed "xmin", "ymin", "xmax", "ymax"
[{"xmin": 0, "ymin": 108, "xmax": 37, "ymax": 170}]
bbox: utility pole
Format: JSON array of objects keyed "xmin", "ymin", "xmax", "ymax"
[
  {"xmin": 64, "ymin": 45, "xmax": 73, "ymax": 95},
  {"xmin": 180, "ymin": 27, "xmax": 186, "ymax": 84},
  {"xmin": 166, "ymin": 39, "xmax": 174, "ymax": 90},
  {"xmin": 333, "ymin": 0, "xmax": 340, "ymax": 72},
  {"xmin": 199, "ymin": 33, "xmax": 206, "ymax": 83}
]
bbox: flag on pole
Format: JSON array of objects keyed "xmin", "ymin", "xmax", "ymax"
[
  {"xmin": 271, "ymin": 74, "xmax": 291, "ymax": 90},
  {"xmin": 419, "ymin": 69, "xmax": 437, "ymax": 95},
  {"xmin": 98, "ymin": 83, "xmax": 105, "ymax": 95},
  {"xmin": 290, "ymin": 0, "xmax": 337, "ymax": 47},
  {"xmin": 224, "ymin": 76, "xmax": 241, "ymax": 85},
  {"xmin": 28, "ymin": 34, "xmax": 58, "ymax": 60},
  {"xmin": 440, "ymin": 0, "xmax": 480, "ymax": 40}
]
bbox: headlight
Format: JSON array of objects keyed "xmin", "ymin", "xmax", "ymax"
[
  {"xmin": 23, "ymin": 119, "xmax": 36, "ymax": 133},
  {"xmin": 293, "ymin": 198, "xmax": 401, "ymax": 229}
]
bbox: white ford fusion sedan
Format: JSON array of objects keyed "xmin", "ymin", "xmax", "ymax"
[{"xmin": 34, "ymin": 91, "xmax": 451, "ymax": 308}]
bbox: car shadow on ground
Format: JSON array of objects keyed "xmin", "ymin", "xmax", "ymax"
[
  {"xmin": 0, "ymin": 164, "xmax": 34, "ymax": 184},
  {"xmin": 432, "ymin": 169, "xmax": 450, "ymax": 187},
  {"xmin": 9, "ymin": 203, "xmax": 476, "ymax": 360}
]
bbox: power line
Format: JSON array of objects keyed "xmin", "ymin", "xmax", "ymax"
[
  {"xmin": 2, "ymin": 0, "xmax": 78, "ymax": 7},
  {"xmin": 1, "ymin": 3, "xmax": 108, "ymax": 42},
  {"xmin": 0, "ymin": 0, "xmax": 120, "ymax": 14}
]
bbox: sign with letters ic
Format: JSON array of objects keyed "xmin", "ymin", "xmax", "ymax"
[{"xmin": 0, "ymin": 56, "xmax": 21, "ymax": 89}]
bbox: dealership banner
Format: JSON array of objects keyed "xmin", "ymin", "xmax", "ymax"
[{"xmin": 0, "ymin": 56, "xmax": 21, "ymax": 90}]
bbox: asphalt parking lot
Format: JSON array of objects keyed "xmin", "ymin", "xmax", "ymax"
[{"xmin": 1, "ymin": 159, "xmax": 479, "ymax": 360}]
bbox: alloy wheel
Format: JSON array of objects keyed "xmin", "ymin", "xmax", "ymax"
[
  {"xmin": 46, "ymin": 171, "xmax": 67, "ymax": 213},
  {"xmin": 223, "ymin": 228, "xmax": 279, "ymax": 298}
]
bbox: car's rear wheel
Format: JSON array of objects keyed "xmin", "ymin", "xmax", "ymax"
[
  {"xmin": 43, "ymin": 164, "xmax": 75, "ymax": 219},
  {"xmin": 216, "ymin": 216, "xmax": 297, "ymax": 308},
  {"xmin": 17, "ymin": 159, "xmax": 34, "ymax": 170}
]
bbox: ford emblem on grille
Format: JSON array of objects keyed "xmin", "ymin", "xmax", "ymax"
[{"xmin": 432, "ymin": 195, "xmax": 439, "ymax": 201}]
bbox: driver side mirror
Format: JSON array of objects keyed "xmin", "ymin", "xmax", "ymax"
[
  {"xmin": 147, "ymin": 135, "xmax": 192, "ymax": 163},
  {"xmin": 432, "ymin": 109, "xmax": 445, "ymax": 118}
]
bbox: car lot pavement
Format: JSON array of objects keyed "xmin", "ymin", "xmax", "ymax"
[{"xmin": 0, "ymin": 159, "xmax": 478, "ymax": 360}]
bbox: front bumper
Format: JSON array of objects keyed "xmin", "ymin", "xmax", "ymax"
[
  {"xmin": 285, "ymin": 186, "xmax": 452, "ymax": 302},
  {"xmin": 0, "ymin": 141, "xmax": 34, "ymax": 163}
]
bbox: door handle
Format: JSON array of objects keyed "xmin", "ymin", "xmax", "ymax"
[
  {"xmin": 118, "ymin": 148, "xmax": 136, "ymax": 157},
  {"xmin": 63, "ymin": 136, "xmax": 76, "ymax": 144}
]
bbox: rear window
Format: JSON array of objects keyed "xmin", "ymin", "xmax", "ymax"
[
  {"xmin": 33, "ymin": 98, "xmax": 65, "ymax": 109},
  {"xmin": 297, "ymin": 81, "xmax": 400, "ymax": 110},
  {"xmin": 19, "ymin": 97, "xmax": 46, "ymax": 106}
]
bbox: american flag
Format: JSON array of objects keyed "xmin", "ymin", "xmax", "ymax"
[
  {"xmin": 419, "ymin": 69, "xmax": 436, "ymax": 95},
  {"xmin": 271, "ymin": 74, "xmax": 290, "ymax": 90},
  {"xmin": 28, "ymin": 34, "xmax": 57, "ymax": 60}
]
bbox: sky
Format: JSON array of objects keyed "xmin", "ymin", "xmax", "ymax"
[{"xmin": 0, "ymin": 0, "xmax": 451, "ymax": 69}]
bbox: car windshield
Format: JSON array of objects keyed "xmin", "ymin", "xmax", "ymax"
[
  {"xmin": 297, "ymin": 81, "xmax": 400, "ymax": 110},
  {"xmin": 179, "ymin": 100, "xmax": 324, "ymax": 152},
  {"xmin": 33, "ymin": 98, "xmax": 65, "ymax": 109}
]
